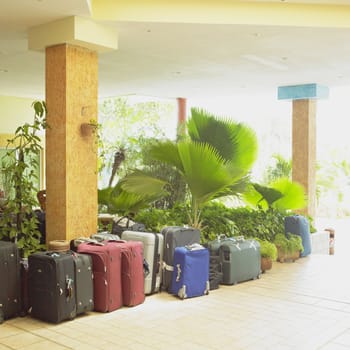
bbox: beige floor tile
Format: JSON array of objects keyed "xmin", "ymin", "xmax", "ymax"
[
  {"xmin": 0, "ymin": 324, "xmax": 22, "ymax": 339},
  {"xmin": 17, "ymin": 340, "xmax": 69, "ymax": 350},
  {"xmin": 0, "ymin": 332, "xmax": 43, "ymax": 349}
]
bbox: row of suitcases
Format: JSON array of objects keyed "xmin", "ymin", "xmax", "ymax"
[
  {"xmin": 0, "ymin": 226, "xmax": 262, "ymax": 324},
  {"xmin": 0, "ymin": 239, "xmax": 145, "ymax": 324}
]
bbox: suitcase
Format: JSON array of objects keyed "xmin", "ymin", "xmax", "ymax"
[
  {"xmin": 207, "ymin": 234, "xmax": 230, "ymax": 256},
  {"xmin": 284, "ymin": 215, "xmax": 311, "ymax": 257},
  {"xmin": 0, "ymin": 241, "xmax": 21, "ymax": 323},
  {"xmin": 121, "ymin": 230, "xmax": 163, "ymax": 295},
  {"xmin": 28, "ymin": 251, "xmax": 76, "ymax": 323},
  {"xmin": 219, "ymin": 236, "xmax": 261, "ymax": 285},
  {"xmin": 209, "ymin": 255, "xmax": 223, "ymax": 290},
  {"xmin": 91, "ymin": 232, "xmax": 120, "ymax": 242},
  {"xmin": 70, "ymin": 237, "xmax": 99, "ymax": 252},
  {"xmin": 170, "ymin": 244, "xmax": 210, "ymax": 299},
  {"xmin": 77, "ymin": 241, "xmax": 123, "ymax": 312},
  {"xmin": 72, "ymin": 253, "xmax": 94, "ymax": 314},
  {"xmin": 115, "ymin": 240, "xmax": 145, "ymax": 306},
  {"xmin": 161, "ymin": 226, "xmax": 201, "ymax": 292}
]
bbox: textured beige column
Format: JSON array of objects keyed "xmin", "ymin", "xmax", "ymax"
[
  {"xmin": 45, "ymin": 44, "xmax": 98, "ymax": 243},
  {"xmin": 292, "ymin": 99, "xmax": 316, "ymax": 218}
]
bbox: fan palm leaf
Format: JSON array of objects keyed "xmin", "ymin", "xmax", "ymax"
[
  {"xmin": 177, "ymin": 141, "xmax": 234, "ymax": 205},
  {"xmin": 270, "ymin": 178, "xmax": 306, "ymax": 211},
  {"xmin": 188, "ymin": 108, "xmax": 258, "ymax": 172}
]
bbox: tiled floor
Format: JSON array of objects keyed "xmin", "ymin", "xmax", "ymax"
[{"xmin": 1, "ymin": 219, "xmax": 350, "ymax": 350}]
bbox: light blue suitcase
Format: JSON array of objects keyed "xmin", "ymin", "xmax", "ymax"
[
  {"xmin": 284, "ymin": 215, "xmax": 311, "ymax": 257},
  {"xmin": 170, "ymin": 244, "xmax": 210, "ymax": 299}
]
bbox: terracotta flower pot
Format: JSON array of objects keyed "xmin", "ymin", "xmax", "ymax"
[
  {"xmin": 276, "ymin": 246, "xmax": 300, "ymax": 263},
  {"xmin": 261, "ymin": 257, "xmax": 273, "ymax": 273}
]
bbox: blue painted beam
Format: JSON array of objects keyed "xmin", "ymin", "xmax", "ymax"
[{"xmin": 278, "ymin": 83, "xmax": 329, "ymax": 100}]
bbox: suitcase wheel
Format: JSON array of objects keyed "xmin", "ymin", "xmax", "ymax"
[
  {"xmin": 178, "ymin": 286, "xmax": 187, "ymax": 299},
  {"xmin": 204, "ymin": 281, "xmax": 210, "ymax": 295}
]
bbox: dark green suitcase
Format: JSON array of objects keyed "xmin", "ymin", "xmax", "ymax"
[{"xmin": 219, "ymin": 236, "xmax": 261, "ymax": 285}]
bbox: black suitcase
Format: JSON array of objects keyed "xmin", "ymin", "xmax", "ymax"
[
  {"xmin": 28, "ymin": 251, "xmax": 76, "ymax": 323},
  {"xmin": 72, "ymin": 253, "xmax": 94, "ymax": 314},
  {"xmin": 161, "ymin": 226, "xmax": 201, "ymax": 292},
  {"xmin": 0, "ymin": 241, "xmax": 21, "ymax": 323}
]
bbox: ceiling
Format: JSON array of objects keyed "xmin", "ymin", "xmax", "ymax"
[{"xmin": 2, "ymin": 0, "xmax": 350, "ymax": 100}]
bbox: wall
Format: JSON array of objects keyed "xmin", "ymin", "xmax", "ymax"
[
  {"xmin": 0, "ymin": 95, "xmax": 36, "ymax": 135},
  {"xmin": 0, "ymin": 95, "xmax": 45, "ymax": 190}
]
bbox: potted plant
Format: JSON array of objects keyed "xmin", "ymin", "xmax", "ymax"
[
  {"xmin": 257, "ymin": 239, "xmax": 277, "ymax": 272},
  {"xmin": 274, "ymin": 232, "xmax": 303, "ymax": 263},
  {"xmin": 0, "ymin": 101, "xmax": 47, "ymax": 257}
]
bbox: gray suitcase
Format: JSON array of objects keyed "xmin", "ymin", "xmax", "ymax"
[
  {"xmin": 0, "ymin": 241, "xmax": 21, "ymax": 323},
  {"xmin": 161, "ymin": 226, "xmax": 201, "ymax": 292},
  {"xmin": 73, "ymin": 253, "xmax": 94, "ymax": 314},
  {"xmin": 121, "ymin": 230, "xmax": 164, "ymax": 295},
  {"xmin": 207, "ymin": 234, "xmax": 230, "ymax": 256},
  {"xmin": 219, "ymin": 236, "xmax": 261, "ymax": 285}
]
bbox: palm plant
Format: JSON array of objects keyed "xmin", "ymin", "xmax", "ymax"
[
  {"xmin": 120, "ymin": 108, "xmax": 258, "ymax": 228},
  {"xmin": 242, "ymin": 178, "xmax": 306, "ymax": 212}
]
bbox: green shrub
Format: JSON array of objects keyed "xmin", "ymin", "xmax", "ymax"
[
  {"xmin": 274, "ymin": 232, "xmax": 303, "ymax": 254},
  {"xmin": 229, "ymin": 207, "xmax": 285, "ymax": 242},
  {"xmin": 256, "ymin": 239, "xmax": 278, "ymax": 260}
]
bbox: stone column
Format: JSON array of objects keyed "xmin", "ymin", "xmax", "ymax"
[
  {"xmin": 45, "ymin": 44, "xmax": 98, "ymax": 242},
  {"xmin": 278, "ymin": 83, "xmax": 329, "ymax": 218},
  {"xmin": 28, "ymin": 16, "xmax": 118, "ymax": 243}
]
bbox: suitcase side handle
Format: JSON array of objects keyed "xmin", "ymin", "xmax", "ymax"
[
  {"xmin": 217, "ymin": 234, "xmax": 227, "ymax": 242},
  {"xmin": 175, "ymin": 263, "xmax": 181, "ymax": 282}
]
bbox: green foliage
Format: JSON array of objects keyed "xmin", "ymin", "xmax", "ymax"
[
  {"xmin": 135, "ymin": 201, "xmax": 238, "ymax": 243},
  {"xmin": 198, "ymin": 202, "xmax": 238, "ymax": 243},
  {"xmin": 263, "ymin": 154, "xmax": 292, "ymax": 184},
  {"xmin": 274, "ymin": 232, "xmax": 304, "ymax": 254},
  {"xmin": 243, "ymin": 178, "xmax": 306, "ymax": 212},
  {"xmin": 98, "ymin": 176, "xmax": 167, "ymax": 216},
  {"xmin": 0, "ymin": 101, "xmax": 47, "ymax": 257},
  {"xmin": 134, "ymin": 203, "xmax": 189, "ymax": 233},
  {"xmin": 256, "ymin": 239, "xmax": 278, "ymax": 260},
  {"xmin": 98, "ymin": 97, "xmax": 175, "ymax": 188},
  {"xmin": 229, "ymin": 207, "xmax": 285, "ymax": 242},
  {"xmin": 120, "ymin": 108, "xmax": 258, "ymax": 228}
]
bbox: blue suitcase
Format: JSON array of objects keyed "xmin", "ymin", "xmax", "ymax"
[
  {"xmin": 161, "ymin": 226, "xmax": 201, "ymax": 292},
  {"xmin": 284, "ymin": 215, "xmax": 311, "ymax": 257},
  {"xmin": 170, "ymin": 244, "xmax": 210, "ymax": 299}
]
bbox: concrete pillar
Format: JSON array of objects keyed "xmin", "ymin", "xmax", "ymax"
[
  {"xmin": 45, "ymin": 44, "xmax": 98, "ymax": 242},
  {"xmin": 292, "ymin": 99, "xmax": 316, "ymax": 218},
  {"xmin": 278, "ymin": 83, "xmax": 329, "ymax": 218},
  {"xmin": 28, "ymin": 16, "xmax": 118, "ymax": 243}
]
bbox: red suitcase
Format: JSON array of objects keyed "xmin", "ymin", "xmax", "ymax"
[
  {"xmin": 77, "ymin": 241, "xmax": 123, "ymax": 312},
  {"xmin": 110, "ymin": 240, "xmax": 145, "ymax": 307}
]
